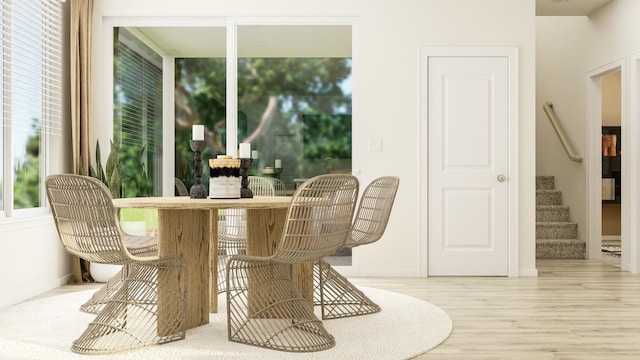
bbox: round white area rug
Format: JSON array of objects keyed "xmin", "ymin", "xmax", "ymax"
[{"xmin": 0, "ymin": 287, "xmax": 452, "ymax": 360}]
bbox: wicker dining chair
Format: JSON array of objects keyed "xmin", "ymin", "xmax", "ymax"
[
  {"xmin": 314, "ymin": 176, "xmax": 399, "ymax": 319},
  {"xmin": 217, "ymin": 176, "xmax": 276, "ymax": 294},
  {"xmin": 79, "ymin": 233, "xmax": 157, "ymax": 314},
  {"xmin": 86, "ymin": 176, "xmax": 190, "ymax": 313},
  {"xmin": 226, "ymin": 174, "xmax": 359, "ymax": 352},
  {"xmin": 267, "ymin": 177, "xmax": 288, "ymax": 196},
  {"xmin": 45, "ymin": 174, "xmax": 187, "ymax": 354}
]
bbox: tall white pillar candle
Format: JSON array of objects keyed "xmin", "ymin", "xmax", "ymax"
[
  {"xmin": 239, "ymin": 142, "xmax": 251, "ymax": 158},
  {"xmin": 192, "ymin": 125, "xmax": 204, "ymax": 140},
  {"xmin": 275, "ymin": 159, "xmax": 282, "ymax": 168}
]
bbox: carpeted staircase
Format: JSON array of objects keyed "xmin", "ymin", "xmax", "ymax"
[{"xmin": 536, "ymin": 176, "xmax": 586, "ymax": 259}]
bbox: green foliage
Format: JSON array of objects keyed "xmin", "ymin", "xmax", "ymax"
[
  {"xmin": 13, "ymin": 123, "xmax": 41, "ymax": 209},
  {"xmin": 174, "ymin": 56, "xmax": 353, "ymax": 185},
  {"xmin": 13, "ymin": 152, "xmax": 40, "ymax": 209},
  {"xmin": 120, "ymin": 143, "xmax": 153, "ymax": 198},
  {"xmin": 302, "ymin": 114, "xmax": 352, "ymax": 160},
  {"xmin": 89, "ymin": 140, "xmax": 122, "ymax": 199},
  {"xmin": 88, "ymin": 140, "xmax": 151, "ymax": 199}
]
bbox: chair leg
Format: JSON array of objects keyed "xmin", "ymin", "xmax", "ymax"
[
  {"xmin": 218, "ymin": 238, "xmax": 247, "ymax": 294},
  {"xmin": 81, "ymin": 239, "xmax": 158, "ymax": 314},
  {"xmin": 80, "ymin": 266, "xmax": 127, "ymax": 314},
  {"xmin": 71, "ymin": 258, "xmax": 187, "ymax": 354},
  {"xmin": 314, "ymin": 259, "xmax": 381, "ymax": 320},
  {"xmin": 226, "ymin": 257, "xmax": 335, "ymax": 352},
  {"xmin": 217, "ymin": 245, "xmax": 228, "ymax": 294}
]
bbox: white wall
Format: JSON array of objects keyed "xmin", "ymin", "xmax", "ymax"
[
  {"xmin": 0, "ymin": 219, "xmax": 71, "ymax": 308},
  {"xmin": 536, "ymin": 16, "xmax": 590, "ymax": 240},
  {"xmin": 91, "ymin": 0, "xmax": 537, "ymax": 277},
  {"xmin": 536, "ymin": 0, "xmax": 640, "ymax": 266}
]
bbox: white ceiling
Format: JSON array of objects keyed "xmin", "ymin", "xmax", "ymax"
[
  {"xmin": 536, "ymin": 0, "xmax": 613, "ymax": 16},
  {"xmin": 133, "ymin": 2, "xmax": 613, "ymax": 57}
]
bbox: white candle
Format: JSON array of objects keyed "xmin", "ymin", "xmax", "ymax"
[
  {"xmin": 275, "ymin": 159, "xmax": 282, "ymax": 168},
  {"xmin": 239, "ymin": 142, "xmax": 251, "ymax": 158},
  {"xmin": 192, "ymin": 125, "xmax": 204, "ymax": 140},
  {"xmin": 251, "ymin": 150, "xmax": 259, "ymax": 160}
]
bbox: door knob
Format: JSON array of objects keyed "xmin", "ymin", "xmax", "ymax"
[{"xmin": 497, "ymin": 174, "xmax": 506, "ymax": 182}]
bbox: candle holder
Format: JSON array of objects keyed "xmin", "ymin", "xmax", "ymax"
[
  {"xmin": 240, "ymin": 158, "xmax": 253, "ymax": 198},
  {"xmin": 189, "ymin": 140, "xmax": 208, "ymax": 199},
  {"xmin": 274, "ymin": 167, "xmax": 283, "ymax": 179},
  {"xmin": 261, "ymin": 166, "xmax": 283, "ymax": 179}
]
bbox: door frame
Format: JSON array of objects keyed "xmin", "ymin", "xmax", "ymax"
[
  {"xmin": 631, "ymin": 51, "xmax": 640, "ymax": 273},
  {"xmin": 586, "ymin": 59, "xmax": 631, "ymax": 270},
  {"xmin": 418, "ymin": 47, "xmax": 519, "ymax": 277}
]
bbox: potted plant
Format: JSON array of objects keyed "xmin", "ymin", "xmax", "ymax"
[{"xmin": 85, "ymin": 140, "xmax": 154, "ymax": 282}]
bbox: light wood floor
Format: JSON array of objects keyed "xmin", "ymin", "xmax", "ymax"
[
  {"xmin": 353, "ymin": 258, "xmax": 639, "ymax": 360},
  {"xmin": 33, "ymin": 258, "xmax": 638, "ymax": 359}
]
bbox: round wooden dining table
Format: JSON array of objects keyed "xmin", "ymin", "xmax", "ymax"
[{"xmin": 112, "ymin": 196, "xmax": 313, "ymax": 330}]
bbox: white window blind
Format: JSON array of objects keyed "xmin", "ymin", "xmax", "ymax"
[
  {"xmin": 1, "ymin": 0, "xmax": 63, "ymax": 135},
  {"xmin": 115, "ymin": 28, "xmax": 162, "ymax": 150}
]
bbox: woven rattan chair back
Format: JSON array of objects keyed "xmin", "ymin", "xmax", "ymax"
[
  {"xmin": 348, "ymin": 176, "xmax": 400, "ymax": 247},
  {"xmin": 248, "ymin": 176, "xmax": 276, "ymax": 196},
  {"xmin": 267, "ymin": 177, "xmax": 287, "ymax": 196},
  {"xmin": 45, "ymin": 174, "xmax": 186, "ymax": 354},
  {"xmin": 46, "ymin": 174, "xmax": 144, "ymax": 264},
  {"xmin": 219, "ymin": 177, "xmax": 274, "ymax": 241},
  {"xmin": 272, "ymin": 174, "xmax": 359, "ymax": 263}
]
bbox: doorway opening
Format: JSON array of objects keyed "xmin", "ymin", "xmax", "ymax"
[
  {"xmin": 587, "ymin": 61, "xmax": 625, "ymax": 270},
  {"xmin": 600, "ymin": 69, "xmax": 622, "ymax": 267}
]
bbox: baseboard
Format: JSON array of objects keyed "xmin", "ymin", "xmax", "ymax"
[
  {"xmin": 0, "ymin": 274, "xmax": 73, "ymax": 309},
  {"xmin": 519, "ymin": 267, "xmax": 539, "ymax": 277}
]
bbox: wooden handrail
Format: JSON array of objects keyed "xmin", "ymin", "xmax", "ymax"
[{"xmin": 542, "ymin": 102, "xmax": 583, "ymax": 163}]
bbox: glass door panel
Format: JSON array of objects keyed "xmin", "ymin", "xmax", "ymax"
[
  {"xmin": 172, "ymin": 27, "xmax": 227, "ymax": 189},
  {"xmin": 236, "ymin": 25, "xmax": 352, "ymax": 192}
]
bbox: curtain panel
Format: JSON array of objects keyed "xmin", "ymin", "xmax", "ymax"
[{"xmin": 69, "ymin": 0, "xmax": 94, "ymax": 283}]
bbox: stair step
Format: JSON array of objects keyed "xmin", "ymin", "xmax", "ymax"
[
  {"xmin": 536, "ymin": 205, "xmax": 570, "ymax": 222},
  {"xmin": 602, "ymin": 238, "xmax": 621, "ymax": 247},
  {"xmin": 536, "ymin": 190, "xmax": 562, "ymax": 206},
  {"xmin": 535, "ymin": 175, "xmax": 584, "ymax": 259},
  {"xmin": 536, "ymin": 239, "xmax": 586, "ymax": 259},
  {"xmin": 536, "ymin": 176, "xmax": 555, "ymax": 191},
  {"xmin": 536, "ymin": 222, "xmax": 578, "ymax": 239}
]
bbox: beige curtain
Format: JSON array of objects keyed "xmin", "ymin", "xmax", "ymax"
[{"xmin": 69, "ymin": 0, "xmax": 94, "ymax": 283}]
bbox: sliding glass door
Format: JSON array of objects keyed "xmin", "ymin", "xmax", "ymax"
[
  {"xmin": 111, "ymin": 19, "xmax": 354, "ymax": 264},
  {"xmin": 112, "ymin": 20, "xmax": 353, "ymax": 213},
  {"xmin": 166, "ymin": 22, "xmax": 352, "ymax": 195}
]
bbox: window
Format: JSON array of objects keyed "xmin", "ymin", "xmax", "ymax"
[
  {"xmin": 113, "ymin": 28, "xmax": 163, "ymax": 197},
  {"xmin": 1, "ymin": 0, "xmax": 63, "ymax": 217}
]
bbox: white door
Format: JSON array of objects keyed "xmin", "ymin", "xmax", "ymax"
[{"xmin": 426, "ymin": 52, "xmax": 511, "ymax": 276}]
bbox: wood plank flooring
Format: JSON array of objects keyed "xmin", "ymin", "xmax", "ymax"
[
  {"xmin": 352, "ymin": 259, "xmax": 640, "ymax": 359},
  {"xmin": 31, "ymin": 259, "xmax": 640, "ymax": 359}
]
